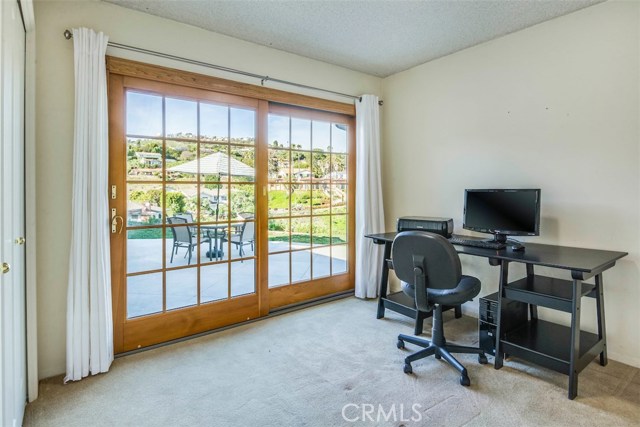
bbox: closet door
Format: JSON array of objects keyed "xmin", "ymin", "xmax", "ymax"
[{"xmin": 0, "ymin": 0, "xmax": 27, "ymax": 425}]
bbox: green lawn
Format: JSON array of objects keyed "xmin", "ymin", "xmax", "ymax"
[
  {"xmin": 128, "ymin": 228, "xmax": 164, "ymax": 239},
  {"xmin": 268, "ymin": 189, "xmax": 330, "ymax": 210},
  {"xmin": 268, "ymin": 234, "xmax": 345, "ymax": 245},
  {"xmin": 128, "ymin": 197, "xmax": 347, "ymax": 243}
]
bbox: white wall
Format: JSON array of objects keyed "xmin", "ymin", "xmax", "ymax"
[
  {"xmin": 34, "ymin": 0, "xmax": 382, "ymax": 379},
  {"xmin": 382, "ymin": 1, "xmax": 640, "ymax": 367}
]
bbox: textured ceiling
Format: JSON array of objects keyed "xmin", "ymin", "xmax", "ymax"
[{"xmin": 104, "ymin": 0, "xmax": 603, "ymax": 77}]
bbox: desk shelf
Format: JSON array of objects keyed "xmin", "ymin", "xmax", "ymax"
[
  {"xmin": 501, "ymin": 319, "xmax": 602, "ymax": 375},
  {"xmin": 380, "ymin": 291, "xmax": 460, "ymax": 335},
  {"xmin": 383, "ymin": 291, "xmax": 418, "ymax": 319},
  {"xmin": 497, "ymin": 272, "xmax": 608, "ymax": 400},
  {"xmin": 504, "ymin": 275, "xmax": 595, "ymax": 313}
]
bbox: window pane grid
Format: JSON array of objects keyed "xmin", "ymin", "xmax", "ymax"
[
  {"xmin": 125, "ymin": 90, "xmax": 256, "ymax": 318},
  {"xmin": 267, "ymin": 114, "xmax": 350, "ymax": 288}
]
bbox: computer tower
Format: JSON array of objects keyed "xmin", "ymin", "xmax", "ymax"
[{"xmin": 479, "ymin": 292, "xmax": 527, "ymax": 356}]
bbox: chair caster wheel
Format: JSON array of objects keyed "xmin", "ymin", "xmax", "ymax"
[
  {"xmin": 478, "ymin": 354, "xmax": 488, "ymax": 364},
  {"xmin": 435, "ymin": 353, "xmax": 441, "ymax": 360},
  {"xmin": 403, "ymin": 363, "xmax": 413, "ymax": 374},
  {"xmin": 460, "ymin": 374, "xmax": 470, "ymax": 386},
  {"xmin": 397, "ymin": 339, "xmax": 405, "ymax": 349}
]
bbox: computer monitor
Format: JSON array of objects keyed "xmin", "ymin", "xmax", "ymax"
[{"xmin": 463, "ymin": 189, "xmax": 541, "ymax": 243}]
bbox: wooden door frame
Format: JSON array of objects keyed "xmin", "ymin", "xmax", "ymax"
[
  {"xmin": 107, "ymin": 57, "xmax": 356, "ymax": 353},
  {"xmin": 106, "ymin": 57, "xmax": 355, "ymax": 116}
]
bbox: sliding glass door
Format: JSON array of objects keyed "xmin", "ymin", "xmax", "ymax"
[
  {"xmin": 108, "ymin": 60, "xmax": 354, "ymax": 352},
  {"xmin": 110, "ymin": 76, "xmax": 263, "ymax": 352},
  {"xmin": 266, "ymin": 105, "xmax": 355, "ymax": 309}
]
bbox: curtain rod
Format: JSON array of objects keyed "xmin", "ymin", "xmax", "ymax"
[{"xmin": 63, "ymin": 29, "xmax": 383, "ymax": 106}]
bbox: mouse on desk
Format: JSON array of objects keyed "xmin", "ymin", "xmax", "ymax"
[{"xmin": 510, "ymin": 243, "xmax": 525, "ymax": 252}]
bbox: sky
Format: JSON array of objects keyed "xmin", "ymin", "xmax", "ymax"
[{"xmin": 126, "ymin": 90, "xmax": 347, "ymax": 152}]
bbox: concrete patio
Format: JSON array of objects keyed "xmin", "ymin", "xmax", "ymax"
[{"xmin": 126, "ymin": 238, "xmax": 347, "ymax": 318}]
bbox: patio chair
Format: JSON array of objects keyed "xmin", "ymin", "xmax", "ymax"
[
  {"xmin": 237, "ymin": 212, "xmax": 255, "ymax": 220},
  {"xmin": 222, "ymin": 220, "xmax": 255, "ymax": 258},
  {"xmin": 167, "ymin": 216, "xmax": 212, "ymax": 264},
  {"xmin": 177, "ymin": 212, "xmax": 209, "ymax": 240},
  {"xmin": 176, "ymin": 212, "xmax": 195, "ymax": 223}
]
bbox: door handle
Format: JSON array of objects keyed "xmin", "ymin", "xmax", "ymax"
[
  {"xmin": 111, "ymin": 215, "xmax": 124, "ymax": 234},
  {"xmin": 1, "ymin": 263, "xmax": 9, "ymax": 274},
  {"xmin": 15, "ymin": 237, "xmax": 25, "ymax": 245},
  {"xmin": 111, "ymin": 208, "xmax": 124, "ymax": 234}
]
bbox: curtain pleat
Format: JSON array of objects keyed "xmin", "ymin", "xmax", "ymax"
[
  {"xmin": 65, "ymin": 27, "xmax": 113, "ymax": 382},
  {"xmin": 355, "ymin": 95, "xmax": 385, "ymax": 298}
]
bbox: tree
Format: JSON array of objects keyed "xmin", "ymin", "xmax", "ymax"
[
  {"xmin": 269, "ymin": 149, "xmax": 289, "ymax": 177},
  {"xmin": 311, "ymin": 150, "xmax": 330, "ymax": 179},
  {"xmin": 331, "ymin": 154, "xmax": 346, "ymax": 175},
  {"xmin": 130, "ymin": 189, "xmax": 162, "ymax": 206},
  {"xmin": 140, "ymin": 140, "xmax": 162, "ymax": 154},
  {"xmin": 241, "ymin": 149, "xmax": 255, "ymax": 168},
  {"xmin": 230, "ymin": 186, "xmax": 254, "ymax": 217},
  {"xmin": 165, "ymin": 146, "xmax": 180, "ymax": 160},
  {"xmin": 165, "ymin": 192, "xmax": 186, "ymax": 215},
  {"xmin": 180, "ymin": 151, "xmax": 195, "ymax": 161}
]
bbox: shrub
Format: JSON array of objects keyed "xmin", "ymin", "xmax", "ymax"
[{"xmin": 165, "ymin": 192, "xmax": 186, "ymax": 215}]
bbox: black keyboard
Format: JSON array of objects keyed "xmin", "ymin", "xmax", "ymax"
[{"xmin": 449, "ymin": 237, "xmax": 506, "ymax": 250}]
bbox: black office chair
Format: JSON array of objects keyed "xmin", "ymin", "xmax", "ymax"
[{"xmin": 392, "ymin": 231, "xmax": 487, "ymax": 386}]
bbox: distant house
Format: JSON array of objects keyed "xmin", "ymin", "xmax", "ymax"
[
  {"xmin": 128, "ymin": 202, "xmax": 162, "ymax": 223},
  {"xmin": 323, "ymin": 171, "xmax": 347, "ymax": 181},
  {"xmin": 196, "ymin": 188, "xmax": 228, "ymax": 206},
  {"xmin": 318, "ymin": 171, "xmax": 347, "ymax": 190},
  {"xmin": 207, "ymin": 194, "xmax": 228, "ymax": 205},
  {"xmin": 135, "ymin": 152, "xmax": 162, "ymax": 167},
  {"xmin": 292, "ymin": 170, "xmax": 312, "ymax": 181}
]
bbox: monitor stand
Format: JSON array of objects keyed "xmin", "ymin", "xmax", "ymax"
[
  {"xmin": 486, "ymin": 233, "xmax": 526, "ymax": 251},
  {"xmin": 485, "ymin": 233, "xmax": 507, "ymax": 244}
]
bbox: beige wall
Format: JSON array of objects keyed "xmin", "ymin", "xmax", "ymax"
[
  {"xmin": 382, "ymin": 1, "xmax": 640, "ymax": 367},
  {"xmin": 36, "ymin": 0, "xmax": 640, "ymax": 378},
  {"xmin": 35, "ymin": 0, "xmax": 382, "ymax": 379}
]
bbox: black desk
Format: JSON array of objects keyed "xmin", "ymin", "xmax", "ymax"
[{"xmin": 365, "ymin": 232, "xmax": 628, "ymax": 399}]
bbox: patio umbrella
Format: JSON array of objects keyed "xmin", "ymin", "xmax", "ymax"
[{"xmin": 168, "ymin": 152, "xmax": 254, "ymax": 221}]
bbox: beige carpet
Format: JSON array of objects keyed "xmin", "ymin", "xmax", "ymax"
[{"xmin": 25, "ymin": 298, "xmax": 640, "ymax": 426}]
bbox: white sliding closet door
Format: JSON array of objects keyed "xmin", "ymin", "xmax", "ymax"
[{"xmin": 0, "ymin": 0, "xmax": 27, "ymax": 425}]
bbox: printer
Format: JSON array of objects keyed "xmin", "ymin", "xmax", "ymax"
[{"xmin": 396, "ymin": 216, "xmax": 454, "ymax": 238}]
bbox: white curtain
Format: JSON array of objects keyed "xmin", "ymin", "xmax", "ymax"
[
  {"xmin": 65, "ymin": 28, "xmax": 113, "ymax": 382},
  {"xmin": 355, "ymin": 95, "xmax": 385, "ymax": 298}
]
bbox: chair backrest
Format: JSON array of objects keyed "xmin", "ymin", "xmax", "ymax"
[
  {"xmin": 392, "ymin": 231, "xmax": 461, "ymax": 292},
  {"xmin": 242, "ymin": 221, "xmax": 255, "ymax": 242},
  {"xmin": 167, "ymin": 216, "xmax": 191, "ymax": 243},
  {"xmin": 176, "ymin": 212, "xmax": 194, "ymax": 223}
]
